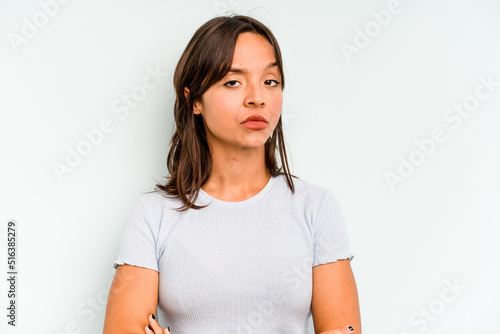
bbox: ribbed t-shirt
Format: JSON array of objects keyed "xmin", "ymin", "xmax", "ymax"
[{"xmin": 113, "ymin": 173, "xmax": 354, "ymax": 334}]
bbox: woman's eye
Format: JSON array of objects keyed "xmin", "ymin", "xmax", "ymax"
[
  {"xmin": 224, "ymin": 80, "xmax": 239, "ymax": 87},
  {"xmin": 224, "ymin": 80, "xmax": 280, "ymax": 87},
  {"xmin": 266, "ymin": 80, "xmax": 280, "ymax": 87}
]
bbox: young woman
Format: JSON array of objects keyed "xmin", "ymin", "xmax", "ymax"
[{"xmin": 103, "ymin": 14, "xmax": 361, "ymax": 334}]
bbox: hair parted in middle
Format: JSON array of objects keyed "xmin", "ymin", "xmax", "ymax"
[{"xmin": 152, "ymin": 14, "xmax": 298, "ymax": 212}]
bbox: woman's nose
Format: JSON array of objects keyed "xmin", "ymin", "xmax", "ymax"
[{"xmin": 244, "ymin": 82, "xmax": 265, "ymax": 107}]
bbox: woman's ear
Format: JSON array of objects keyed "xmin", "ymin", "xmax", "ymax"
[
  {"xmin": 193, "ymin": 100, "xmax": 202, "ymax": 115},
  {"xmin": 184, "ymin": 87, "xmax": 202, "ymax": 115}
]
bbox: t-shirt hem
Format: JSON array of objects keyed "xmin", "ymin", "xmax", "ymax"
[
  {"xmin": 313, "ymin": 254, "xmax": 354, "ymax": 267},
  {"xmin": 113, "ymin": 259, "xmax": 159, "ymax": 272}
]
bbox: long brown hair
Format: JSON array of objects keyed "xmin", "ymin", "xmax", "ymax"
[{"xmin": 151, "ymin": 14, "xmax": 298, "ymax": 212}]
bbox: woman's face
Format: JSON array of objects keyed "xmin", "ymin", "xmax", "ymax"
[{"xmin": 191, "ymin": 32, "xmax": 283, "ymax": 152}]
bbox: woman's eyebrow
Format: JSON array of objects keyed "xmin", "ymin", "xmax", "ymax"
[{"xmin": 228, "ymin": 62, "xmax": 277, "ymax": 73}]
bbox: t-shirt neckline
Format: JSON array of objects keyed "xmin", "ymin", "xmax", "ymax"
[{"xmin": 198, "ymin": 174, "xmax": 279, "ymax": 208}]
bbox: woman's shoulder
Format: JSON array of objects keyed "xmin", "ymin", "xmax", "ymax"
[
  {"xmin": 131, "ymin": 189, "xmax": 186, "ymax": 212},
  {"xmin": 276, "ymin": 174, "xmax": 335, "ymax": 199}
]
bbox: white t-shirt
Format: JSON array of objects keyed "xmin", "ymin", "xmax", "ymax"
[{"xmin": 113, "ymin": 173, "xmax": 354, "ymax": 334}]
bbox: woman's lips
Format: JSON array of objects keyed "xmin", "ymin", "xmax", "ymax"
[{"xmin": 242, "ymin": 121, "xmax": 267, "ymax": 130}]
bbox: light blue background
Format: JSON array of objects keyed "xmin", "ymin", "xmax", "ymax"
[{"xmin": 1, "ymin": 0, "xmax": 499, "ymax": 333}]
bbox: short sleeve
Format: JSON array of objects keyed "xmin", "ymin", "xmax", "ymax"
[
  {"xmin": 312, "ymin": 189, "xmax": 354, "ymax": 267},
  {"xmin": 112, "ymin": 195, "xmax": 160, "ymax": 272}
]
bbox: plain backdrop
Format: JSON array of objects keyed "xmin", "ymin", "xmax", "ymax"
[{"xmin": 1, "ymin": 0, "xmax": 499, "ymax": 333}]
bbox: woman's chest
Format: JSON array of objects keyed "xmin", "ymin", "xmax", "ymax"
[{"xmin": 156, "ymin": 210, "xmax": 314, "ymax": 321}]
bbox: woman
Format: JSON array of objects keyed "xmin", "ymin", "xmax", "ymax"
[{"xmin": 103, "ymin": 14, "xmax": 361, "ymax": 334}]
